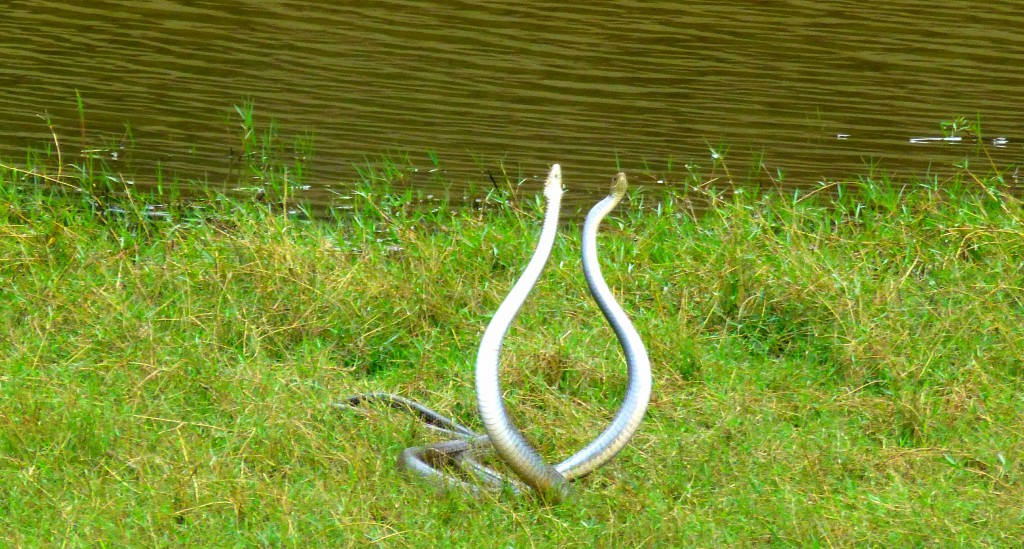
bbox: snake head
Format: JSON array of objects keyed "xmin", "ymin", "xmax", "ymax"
[
  {"xmin": 544, "ymin": 164, "xmax": 564, "ymax": 202},
  {"xmin": 610, "ymin": 172, "xmax": 628, "ymax": 199}
]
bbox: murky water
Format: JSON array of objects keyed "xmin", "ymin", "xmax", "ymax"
[{"xmin": 1, "ymin": 1, "xmax": 1022, "ymax": 211}]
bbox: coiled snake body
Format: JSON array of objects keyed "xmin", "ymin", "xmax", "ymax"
[{"xmin": 345, "ymin": 165, "xmax": 651, "ymax": 501}]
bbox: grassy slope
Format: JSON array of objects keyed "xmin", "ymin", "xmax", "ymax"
[{"xmin": 1, "ymin": 168, "xmax": 1023, "ymax": 547}]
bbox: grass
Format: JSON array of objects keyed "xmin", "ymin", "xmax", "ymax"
[{"xmin": 1, "ymin": 113, "xmax": 1023, "ymax": 546}]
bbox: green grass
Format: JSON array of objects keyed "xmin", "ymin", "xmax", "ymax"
[{"xmin": 2, "ymin": 132, "xmax": 1024, "ymax": 546}]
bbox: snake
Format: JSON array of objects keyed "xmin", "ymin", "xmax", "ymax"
[{"xmin": 344, "ymin": 165, "xmax": 651, "ymax": 501}]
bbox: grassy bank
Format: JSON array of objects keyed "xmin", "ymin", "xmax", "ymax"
[{"xmin": 1, "ymin": 159, "xmax": 1023, "ymax": 546}]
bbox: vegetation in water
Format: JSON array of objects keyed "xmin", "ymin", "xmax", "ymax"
[{"xmin": 0, "ymin": 109, "xmax": 1022, "ymax": 546}]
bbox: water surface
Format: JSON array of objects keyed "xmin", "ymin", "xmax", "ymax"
[{"xmin": 1, "ymin": 1, "xmax": 1022, "ymax": 210}]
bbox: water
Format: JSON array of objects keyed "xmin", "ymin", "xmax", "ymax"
[{"xmin": 1, "ymin": 1, "xmax": 1022, "ymax": 212}]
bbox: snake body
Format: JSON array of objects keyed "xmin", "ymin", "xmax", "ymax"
[
  {"xmin": 346, "ymin": 165, "xmax": 651, "ymax": 501},
  {"xmin": 553, "ymin": 172, "xmax": 651, "ymax": 481},
  {"xmin": 475, "ymin": 165, "xmax": 572, "ymax": 499}
]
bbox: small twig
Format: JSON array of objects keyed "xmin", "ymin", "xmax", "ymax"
[{"xmin": 132, "ymin": 414, "xmax": 231, "ymax": 432}]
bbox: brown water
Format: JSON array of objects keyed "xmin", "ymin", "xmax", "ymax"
[{"xmin": 2, "ymin": 1, "xmax": 1023, "ymax": 211}]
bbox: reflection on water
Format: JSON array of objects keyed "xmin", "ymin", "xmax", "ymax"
[{"xmin": 1, "ymin": 0, "xmax": 1022, "ymax": 211}]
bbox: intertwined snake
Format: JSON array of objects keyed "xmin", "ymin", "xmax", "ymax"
[{"xmin": 345, "ymin": 165, "xmax": 651, "ymax": 501}]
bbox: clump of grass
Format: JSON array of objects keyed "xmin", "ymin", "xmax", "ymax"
[{"xmin": 1, "ymin": 114, "xmax": 1023, "ymax": 545}]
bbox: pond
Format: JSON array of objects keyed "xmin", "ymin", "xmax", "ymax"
[{"xmin": 1, "ymin": 1, "xmax": 1022, "ymax": 211}]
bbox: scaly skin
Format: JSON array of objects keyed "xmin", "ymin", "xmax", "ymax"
[
  {"xmin": 476, "ymin": 164, "xmax": 571, "ymax": 501},
  {"xmin": 476, "ymin": 168, "xmax": 651, "ymax": 501},
  {"xmin": 556, "ymin": 172, "xmax": 651, "ymax": 480},
  {"xmin": 348, "ymin": 168, "xmax": 651, "ymax": 502}
]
